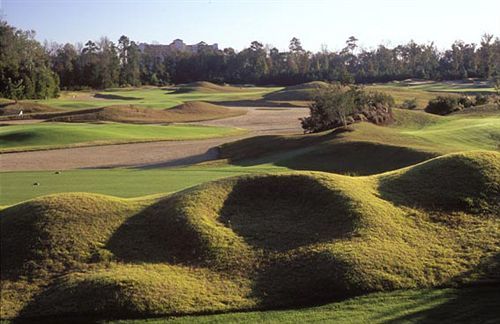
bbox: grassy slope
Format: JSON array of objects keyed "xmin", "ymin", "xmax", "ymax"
[
  {"xmin": 113, "ymin": 287, "xmax": 500, "ymax": 324},
  {"xmin": 29, "ymin": 84, "xmax": 282, "ymax": 110},
  {"xmin": 263, "ymin": 81, "xmax": 329, "ymax": 101},
  {"xmin": 367, "ymin": 80, "xmax": 496, "ymax": 109},
  {"xmin": 366, "ymin": 85, "xmax": 459, "ymax": 109},
  {"xmin": 1, "ymin": 109, "xmax": 498, "ymax": 205},
  {"xmin": 46, "ymin": 102, "xmax": 246, "ymax": 124},
  {"xmin": 220, "ymin": 109, "xmax": 500, "ymax": 175},
  {"xmin": 0, "ymin": 123, "xmax": 244, "ymax": 152},
  {"xmin": 0, "ymin": 101, "xmax": 65, "ymax": 116},
  {"xmin": 1, "ymin": 151, "xmax": 499, "ymax": 320}
]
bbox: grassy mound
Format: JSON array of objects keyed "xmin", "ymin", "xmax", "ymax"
[
  {"xmin": 18, "ymin": 264, "xmax": 254, "ymax": 319},
  {"xmin": 219, "ymin": 109, "xmax": 499, "ymax": 175},
  {"xmin": 175, "ymin": 82, "xmax": 250, "ymax": 93},
  {"xmin": 380, "ymin": 151, "xmax": 500, "ymax": 213},
  {"xmin": 2, "ymin": 151, "xmax": 499, "ymax": 320},
  {"xmin": 47, "ymin": 102, "xmax": 245, "ymax": 123},
  {"xmin": 0, "ymin": 193, "xmax": 143, "ymax": 279},
  {"xmin": 0, "ymin": 101, "xmax": 64, "ymax": 116},
  {"xmin": 264, "ymin": 81, "xmax": 329, "ymax": 101}
]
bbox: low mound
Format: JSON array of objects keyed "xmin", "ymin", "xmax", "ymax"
[
  {"xmin": 0, "ymin": 193, "xmax": 143, "ymax": 280},
  {"xmin": 47, "ymin": 102, "xmax": 245, "ymax": 123},
  {"xmin": 18, "ymin": 264, "xmax": 254, "ymax": 319},
  {"xmin": 277, "ymin": 141, "xmax": 437, "ymax": 175},
  {"xmin": 0, "ymin": 102, "xmax": 63, "ymax": 116},
  {"xmin": 264, "ymin": 81, "xmax": 329, "ymax": 101},
  {"xmin": 2, "ymin": 154, "xmax": 499, "ymax": 319},
  {"xmin": 380, "ymin": 151, "xmax": 500, "ymax": 213},
  {"xmin": 175, "ymin": 81, "xmax": 248, "ymax": 93}
]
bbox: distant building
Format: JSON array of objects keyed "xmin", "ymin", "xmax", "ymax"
[{"xmin": 138, "ymin": 39, "xmax": 218, "ymax": 56}]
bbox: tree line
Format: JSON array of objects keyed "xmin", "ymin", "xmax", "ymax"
[{"xmin": 1, "ymin": 20, "xmax": 499, "ymax": 100}]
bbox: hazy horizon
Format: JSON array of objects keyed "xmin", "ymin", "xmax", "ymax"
[{"xmin": 2, "ymin": 0, "xmax": 499, "ymax": 52}]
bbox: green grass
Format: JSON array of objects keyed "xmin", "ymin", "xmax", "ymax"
[
  {"xmin": 367, "ymin": 81, "xmax": 496, "ymax": 109},
  {"xmin": 400, "ymin": 115, "xmax": 500, "ymax": 151},
  {"xmin": 263, "ymin": 81, "xmax": 328, "ymax": 101},
  {"xmin": 390, "ymin": 81, "xmax": 496, "ymax": 94},
  {"xmin": 0, "ymin": 123, "xmax": 244, "ymax": 152},
  {"xmin": 219, "ymin": 109, "xmax": 500, "ymax": 175},
  {"xmin": 45, "ymin": 102, "xmax": 246, "ymax": 124},
  {"xmin": 1, "ymin": 110, "xmax": 498, "ymax": 205},
  {"xmin": 112, "ymin": 287, "xmax": 500, "ymax": 324},
  {"xmin": 1, "ymin": 151, "xmax": 499, "ymax": 320},
  {"xmin": 1, "ymin": 81, "xmax": 499, "ymax": 322},
  {"xmin": 18, "ymin": 80, "xmax": 495, "ymax": 112},
  {"xmin": 0, "ymin": 165, "xmax": 287, "ymax": 206},
  {"xmin": 30, "ymin": 85, "xmax": 282, "ymax": 110}
]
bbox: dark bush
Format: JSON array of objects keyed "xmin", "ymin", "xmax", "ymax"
[
  {"xmin": 458, "ymin": 95, "xmax": 474, "ymax": 108},
  {"xmin": 425, "ymin": 96, "xmax": 461, "ymax": 115},
  {"xmin": 474, "ymin": 94, "xmax": 490, "ymax": 105},
  {"xmin": 401, "ymin": 98, "xmax": 418, "ymax": 109}
]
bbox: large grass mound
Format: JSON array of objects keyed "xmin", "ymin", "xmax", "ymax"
[
  {"xmin": 1, "ymin": 151, "xmax": 499, "ymax": 320},
  {"xmin": 380, "ymin": 151, "xmax": 500, "ymax": 213},
  {"xmin": 264, "ymin": 81, "xmax": 329, "ymax": 101},
  {"xmin": 47, "ymin": 102, "xmax": 245, "ymax": 123}
]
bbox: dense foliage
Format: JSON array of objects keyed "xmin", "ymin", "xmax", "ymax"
[
  {"xmin": 301, "ymin": 84, "xmax": 394, "ymax": 132},
  {"xmin": 49, "ymin": 34, "xmax": 500, "ymax": 90},
  {"xmin": 0, "ymin": 21, "xmax": 59, "ymax": 100},
  {"xmin": 1, "ymin": 19, "xmax": 500, "ymax": 99},
  {"xmin": 425, "ymin": 96, "xmax": 462, "ymax": 115},
  {"xmin": 424, "ymin": 94, "xmax": 495, "ymax": 115}
]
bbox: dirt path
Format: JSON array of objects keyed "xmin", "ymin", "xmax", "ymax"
[{"xmin": 0, "ymin": 107, "xmax": 307, "ymax": 171}]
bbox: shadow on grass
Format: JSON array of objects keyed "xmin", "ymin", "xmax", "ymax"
[
  {"xmin": 218, "ymin": 175, "xmax": 355, "ymax": 252},
  {"xmin": 0, "ymin": 132, "xmax": 37, "ymax": 142},
  {"xmin": 221, "ymin": 128, "xmax": 436, "ymax": 175},
  {"xmin": 105, "ymin": 197, "xmax": 203, "ymax": 265},
  {"xmin": 382, "ymin": 253, "xmax": 500, "ymax": 323},
  {"xmin": 274, "ymin": 142, "xmax": 436, "ymax": 175},
  {"xmin": 209, "ymin": 99, "xmax": 305, "ymax": 108},
  {"xmin": 383, "ymin": 285, "xmax": 500, "ymax": 324},
  {"xmin": 94, "ymin": 93, "xmax": 143, "ymax": 100}
]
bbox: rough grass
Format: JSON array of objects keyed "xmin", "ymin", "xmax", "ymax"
[
  {"xmin": 0, "ymin": 123, "xmax": 244, "ymax": 152},
  {"xmin": 0, "ymin": 101, "xmax": 65, "ymax": 116},
  {"xmin": 1, "ymin": 151, "xmax": 498, "ymax": 320},
  {"xmin": 45, "ymin": 102, "xmax": 246, "ymax": 124}
]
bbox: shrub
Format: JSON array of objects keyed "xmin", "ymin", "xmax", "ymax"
[
  {"xmin": 457, "ymin": 95, "xmax": 474, "ymax": 108},
  {"xmin": 401, "ymin": 98, "xmax": 418, "ymax": 110},
  {"xmin": 425, "ymin": 96, "xmax": 461, "ymax": 115},
  {"xmin": 474, "ymin": 94, "xmax": 490, "ymax": 105},
  {"xmin": 301, "ymin": 83, "xmax": 394, "ymax": 133}
]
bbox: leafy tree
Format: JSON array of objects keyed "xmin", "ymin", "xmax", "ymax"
[
  {"xmin": 6, "ymin": 78, "xmax": 24, "ymax": 102},
  {"xmin": 0, "ymin": 20, "xmax": 59, "ymax": 99},
  {"xmin": 301, "ymin": 83, "xmax": 359, "ymax": 132}
]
